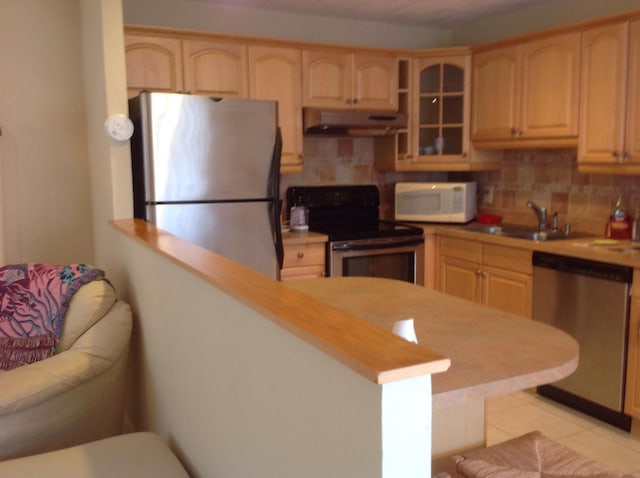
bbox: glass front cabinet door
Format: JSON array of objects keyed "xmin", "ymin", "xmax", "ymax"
[{"xmin": 413, "ymin": 55, "xmax": 471, "ymax": 163}]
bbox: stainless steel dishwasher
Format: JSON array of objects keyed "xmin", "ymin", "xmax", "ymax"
[{"xmin": 532, "ymin": 251, "xmax": 633, "ymax": 430}]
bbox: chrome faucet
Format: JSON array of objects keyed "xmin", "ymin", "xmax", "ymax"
[{"xmin": 526, "ymin": 200, "xmax": 547, "ymax": 231}]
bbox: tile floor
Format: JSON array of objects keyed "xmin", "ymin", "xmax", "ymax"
[{"xmin": 487, "ymin": 390, "xmax": 640, "ymax": 474}]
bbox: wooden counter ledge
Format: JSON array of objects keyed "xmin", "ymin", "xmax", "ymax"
[{"xmin": 111, "ymin": 219, "xmax": 450, "ymax": 384}]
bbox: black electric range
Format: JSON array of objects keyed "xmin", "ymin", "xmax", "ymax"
[
  {"xmin": 285, "ymin": 185, "xmax": 423, "ymax": 242},
  {"xmin": 286, "ymin": 185, "xmax": 425, "ymax": 283}
]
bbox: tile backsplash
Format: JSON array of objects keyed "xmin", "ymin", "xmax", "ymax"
[
  {"xmin": 280, "ymin": 137, "xmax": 446, "ymax": 218},
  {"xmin": 281, "ymin": 139, "xmax": 640, "ymax": 235},
  {"xmin": 474, "ymin": 149, "xmax": 640, "ymax": 235}
]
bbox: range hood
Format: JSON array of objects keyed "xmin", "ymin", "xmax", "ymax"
[{"xmin": 303, "ymin": 108, "xmax": 407, "ymax": 136}]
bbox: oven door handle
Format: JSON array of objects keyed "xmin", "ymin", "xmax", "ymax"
[{"xmin": 331, "ymin": 238, "xmax": 424, "ymax": 252}]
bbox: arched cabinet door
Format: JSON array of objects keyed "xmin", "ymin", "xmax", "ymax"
[
  {"xmin": 302, "ymin": 49, "xmax": 351, "ymax": 108},
  {"xmin": 302, "ymin": 49, "xmax": 398, "ymax": 110},
  {"xmin": 472, "ymin": 31, "xmax": 579, "ymax": 145},
  {"xmin": 351, "ymin": 53, "xmax": 398, "ymax": 110},
  {"xmin": 579, "ymin": 21, "xmax": 632, "ymax": 167},
  {"xmin": 248, "ymin": 45, "xmax": 303, "ymax": 173},
  {"xmin": 124, "ymin": 34, "xmax": 184, "ymax": 98},
  {"xmin": 182, "ymin": 38, "xmax": 248, "ymax": 98},
  {"xmin": 471, "ymin": 45, "xmax": 520, "ymax": 141},
  {"xmin": 413, "ymin": 55, "xmax": 470, "ymax": 162}
]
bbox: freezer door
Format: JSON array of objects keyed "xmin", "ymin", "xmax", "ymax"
[
  {"xmin": 143, "ymin": 93, "xmax": 277, "ymax": 202},
  {"xmin": 149, "ymin": 201, "xmax": 280, "ymax": 279}
]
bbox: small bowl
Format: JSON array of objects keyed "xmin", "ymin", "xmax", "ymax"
[{"xmin": 477, "ymin": 213, "xmax": 502, "ymax": 225}]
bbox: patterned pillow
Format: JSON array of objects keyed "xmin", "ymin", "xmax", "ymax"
[{"xmin": 0, "ymin": 264, "xmax": 106, "ymax": 369}]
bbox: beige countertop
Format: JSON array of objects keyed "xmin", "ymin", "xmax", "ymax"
[
  {"xmin": 288, "ymin": 276, "xmax": 579, "ymax": 409},
  {"xmin": 284, "ymin": 221, "xmax": 639, "ymax": 269}
]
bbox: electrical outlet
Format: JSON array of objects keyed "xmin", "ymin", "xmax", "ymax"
[{"xmin": 483, "ymin": 186, "xmax": 494, "ymax": 205}]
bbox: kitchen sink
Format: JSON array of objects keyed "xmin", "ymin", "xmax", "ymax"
[{"xmin": 463, "ymin": 223, "xmax": 593, "ymax": 241}]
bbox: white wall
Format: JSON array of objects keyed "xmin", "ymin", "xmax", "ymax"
[
  {"xmin": 0, "ymin": 0, "xmax": 95, "ymax": 265},
  {"xmin": 79, "ymin": 0, "xmax": 133, "ymax": 289},
  {"xmin": 122, "ymin": 0, "xmax": 452, "ymax": 49},
  {"xmin": 451, "ymin": 0, "xmax": 640, "ymax": 45},
  {"xmin": 116, "ymin": 230, "xmax": 432, "ymax": 477},
  {"xmin": 72, "ymin": 4, "xmax": 434, "ymax": 477}
]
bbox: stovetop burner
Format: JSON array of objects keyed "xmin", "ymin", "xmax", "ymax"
[{"xmin": 286, "ymin": 185, "xmax": 423, "ymax": 242}]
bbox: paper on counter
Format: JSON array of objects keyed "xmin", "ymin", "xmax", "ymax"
[{"xmin": 393, "ymin": 318, "xmax": 418, "ymax": 344}]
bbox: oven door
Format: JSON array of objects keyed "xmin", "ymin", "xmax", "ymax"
[{"xmin": 328, "ymin": 237, "xmax": 424, "ymax": 285}]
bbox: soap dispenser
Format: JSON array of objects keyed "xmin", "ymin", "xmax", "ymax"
[{"xmin": 609, "ymin": 196, "xmax": 631, "ymax": 239}]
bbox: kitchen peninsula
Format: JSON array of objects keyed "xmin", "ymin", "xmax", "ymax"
[
  {"xmin": 113, "ymin": 219, "xmax": 578, "ymax": 475},
  {"xmin": 289, "ymin": 276, "xmax": 578, "ymax": 471}
]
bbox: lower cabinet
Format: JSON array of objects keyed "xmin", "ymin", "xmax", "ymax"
[
  {"xmin": 280, "ymin": 240, "xmax": 326, "ymax": 281},
  {"xmin": 625, "ymin": 276, "xmax": 640, "ymax": 418},
  {"xmin": 437, "ymin": 236, "xmax": 532, "ymax": 319}
]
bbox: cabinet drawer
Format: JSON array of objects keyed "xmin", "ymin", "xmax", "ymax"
[
  {"xmin": 280, "ymin": 265, "xmax": 325, "ymax": 281},
  {"xmin": 283, "ymin": 244, "xmax": 325, "ymax": 268},
  {"xmin": 483, "ymin": 244, "xmax": 532, "ymax": 273},
  {"xmin": 439, "ymin": 236, "xmax": 482, "ymax": 262}
]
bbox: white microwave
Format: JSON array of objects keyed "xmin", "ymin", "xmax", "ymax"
[{"xmin": 395, "ymin": 182, "xmax": 477, "ymax": 223}]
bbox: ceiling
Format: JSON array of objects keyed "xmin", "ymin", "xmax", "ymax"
[{"xmin": 192, "ymin": 0, "xmax": 557, "ymax": 28}]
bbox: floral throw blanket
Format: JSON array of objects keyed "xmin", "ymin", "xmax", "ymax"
[{"xmin": 0, "ymin": 263, "xmax": 105, "ymax": 370}]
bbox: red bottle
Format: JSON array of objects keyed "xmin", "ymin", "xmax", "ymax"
[{"xmin": 609, "ymin": 196, "xmax": 631, "ymax": 240}]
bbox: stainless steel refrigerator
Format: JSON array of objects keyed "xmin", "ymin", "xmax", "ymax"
[{"xmin": 128, "ymin": 91, "xmax": 283, "ymax": 279}]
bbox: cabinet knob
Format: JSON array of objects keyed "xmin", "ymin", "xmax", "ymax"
[
  {"xmin": 352, "ymin": 98, "xmax": 358, "ymax": 104},
  {"xmin": 612, "ymin": 150, "xmax": 621, "ymax": 161},
  {"xmin": 297, "ymin": 252, "xmax": 304, "ymax": 259},
  {"xmin": 623, "ymin": 151, "xmax": 630, "ymax": 162}
]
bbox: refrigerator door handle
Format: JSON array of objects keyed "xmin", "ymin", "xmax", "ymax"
[{"xmin": 270, "ymin": 128, "xmax": 284, "ymax": 270}]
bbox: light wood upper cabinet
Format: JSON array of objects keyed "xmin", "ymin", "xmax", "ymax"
[
  {"xmin": 579, "ymin": 19, "xmax": 640, "ymax": 174},
  {"xmin": 472, "ymin": 45, "xmax": 520, "ymax": 141},
  {"xmin": 520, "ymin": 33, "xmax": 580, "ymax": 139},
  {"xmin": 248, "ymin": 45, "xmax": 303, "ymax": 173},
  {"xmin": 629, "ymin": 20, "xmax": 640, "ymax": 168},
  {"xmin": 302, "ymin": 50, "xmax": 351, "ymax": 108},
  {"xmin": 124, "ymin": 34, "xmax": 184, "ymax": 98},
  {"xmin": 182, "ymin": 39, "xmax": 248, "ymax": 97},
  {"xmin": 302, "ymin": 49, "xmax": 398, "ymax": 110},
  {"xmin": 375, "ymin": 52, "xmax": 500, "ymax": 173},
  {"xmin": 472, "ymin": 31, "xmax": 580, "ymax": 147},
  {"xmin": 413, "ymin": 55, "xmax": 470, "ymax": 163},
  {"xmin": 352, "ymin": 53, "xmax": 398, "ymax": 110}
]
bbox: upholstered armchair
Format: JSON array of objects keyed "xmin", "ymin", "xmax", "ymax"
[{"xmin": 0, "ymin": 277, "xmax": 132, "ymax": 460}]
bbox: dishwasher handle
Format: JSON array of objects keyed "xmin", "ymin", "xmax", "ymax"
[{"xmin": 532, "ymin": 251, "xmax": 632, "ymax": 283}]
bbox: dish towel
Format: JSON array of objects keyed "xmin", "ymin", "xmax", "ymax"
[{"xmin": 0, "ymin": 263, "xmax": 105, "ymax": 370}]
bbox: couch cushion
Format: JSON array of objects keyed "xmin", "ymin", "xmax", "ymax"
[
  {"xmin": 0, "ymin": 432, "xmax": 189, "ymax": 478},
  {"xmin": 57, "ymin": 280, "xmax": 116, "ymax": 352}
]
